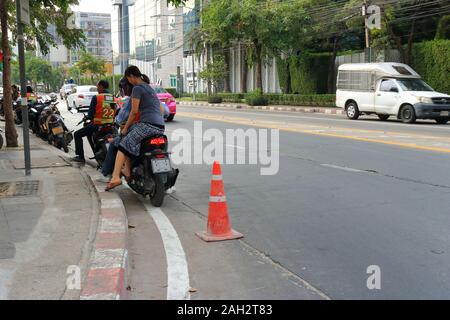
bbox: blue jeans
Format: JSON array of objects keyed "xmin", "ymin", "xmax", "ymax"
[{"xmin": 101, "ymin": 137, "xmax": 119, "ymax": 176}]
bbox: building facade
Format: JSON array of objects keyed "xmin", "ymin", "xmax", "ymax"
[
  {"xmin": 70, "ymin": 12, "xmax": 112, "ymax": 65},
  {"xmin": 37, "ymin": 25, "xmax": 70, "ymax": 67},
  {"xmin": 112, "ymin": 0, "xmax": 185, "ymax": 88}
]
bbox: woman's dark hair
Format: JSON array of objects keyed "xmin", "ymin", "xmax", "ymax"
[
  {"xmin": 119, "ymin": 77, "xmax": 133, "ymax": 96},
  {"xmin": 26, "ymin": 85, "xmax": 33, "ymax": 93},
  {"xmin": 124, "ymin": 65, "xmax": 150, "ymax": 84}
]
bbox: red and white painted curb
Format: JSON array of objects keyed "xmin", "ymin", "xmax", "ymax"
[
  {"xmin": 178, "ymin": 101, "xmax": 346, "ymax": 115},
  {"xmin": 80, "ymin": 169, "xmax": 129, "ymax": 300}
]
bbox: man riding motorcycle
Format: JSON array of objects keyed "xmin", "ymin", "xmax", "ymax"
[{"xmin": 71, "ymin": 80, "xmax": 116, "ymax": 163}]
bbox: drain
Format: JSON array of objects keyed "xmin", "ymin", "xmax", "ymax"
[{"xmin": 0, "ymin": 181, "xmax": 40, "ymax": 198}]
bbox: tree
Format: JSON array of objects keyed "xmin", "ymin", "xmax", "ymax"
[
  {"xmin": 1, "ymin": 0, "xmax": 17, "ymax": 146},
  {"xmin": 199, "ymin": 55, "xmax": 229, "ymax": 93},
  {"xmin": 1, "ymin": 0, "xmax": 84, "ymax": 147},
  {"xmin": 75, "ymin": 51, "xmax": 107, "ymax": 82},
  {"xmin": 200, "ymin": 0, "xmax": 241, "ymax": 93}
]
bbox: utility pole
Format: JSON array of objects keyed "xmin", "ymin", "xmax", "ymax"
[
  {"xmin": 363, "ymin": 0, "xmax": 372, "ymax": 63},
  {"xmin": 16, "ymin": 0, "xmax": 31, "ymax": 176},
  {"xmin": 192, "ymin": 45, "xmax": 196, "ymax": 101}
]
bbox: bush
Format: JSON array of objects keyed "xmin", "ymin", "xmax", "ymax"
[
  {"xmin": 245, "ymin": 90, "xmax": 269, "ymax": 106},
  {"xmin": 165, "ymin": 88, "xmax": 179, "ymax": 98},
  {"xmin": 208, "ymin": 96, "xmax": 223, "ymax": 104},
  {"xmin": 217, "ymin": 93, "xmax": 244, "ymax": 103}
]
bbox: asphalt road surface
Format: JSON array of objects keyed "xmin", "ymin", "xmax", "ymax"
[{"xmin": 61, "ymin": 101, "xmax": 450, "ymax": 299}]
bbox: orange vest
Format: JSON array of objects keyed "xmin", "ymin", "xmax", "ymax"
[
  {"xmin": 93, "ymin": 93, "xmax": 116, "ymax": 125},
  {"xmin": 26, "ymin": 92, "xmax": 37, "ymax": 102}
]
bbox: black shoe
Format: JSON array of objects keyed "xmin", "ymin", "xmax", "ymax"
[{"xmin": 70, "ymin": 156, "xmax": 86, "ymax": 163}]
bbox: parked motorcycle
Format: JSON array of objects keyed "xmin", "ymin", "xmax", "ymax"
[
  {"xmin": 126, "ymin": 134, "xmax": 179, "ymax": 207},
  {"xmin": 47, "ymin": 113, "xmax": 72, "ymax": 153}
]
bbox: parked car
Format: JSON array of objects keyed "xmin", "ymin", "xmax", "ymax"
[
  {"xmin": 336, "ymin": 63, "xmax": 450, "ymax": 124},
  {"xmin": 66, "ymin": 85, "xmax": 97, "ymax": 111},
  {"xmin": 60, "ymin": 83, "xmax": 77, "ymax": 100},
  {"xmin": 151, "ymin": 85, "xmax": 176, "ymax": 121}
]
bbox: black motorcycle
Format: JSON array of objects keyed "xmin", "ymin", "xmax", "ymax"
[
  {"xmin": 77, "ymin": 114, "xmax": 117, "ymax": 168},
  {"xmin": 126, "ymin": 134, "xmax": 178, "ymax": 207},
  {"xmin": 47, "ymin": 113, "xmax": 72, "ymax": 153}
]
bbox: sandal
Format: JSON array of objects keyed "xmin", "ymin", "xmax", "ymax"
[
  {"xmin": 120, "ymin": 170, "xmax": 131, "ymax": 183},
  {"xmin": 105, "ymin": 180, "xmax": 123, "ymax": 192}
]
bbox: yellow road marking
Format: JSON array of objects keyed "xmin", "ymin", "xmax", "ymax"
[{"xmin": 177, "ymin": 112, "xmax": 450, "ymax": 154}]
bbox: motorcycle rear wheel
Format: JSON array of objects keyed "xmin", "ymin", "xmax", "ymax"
[{"xmin": 150, "ymin": 174, "xmax": 166, "ymax": 207}]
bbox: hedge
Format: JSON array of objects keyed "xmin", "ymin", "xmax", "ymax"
[
  {"xmin": 265, "ymin": 94, "xmax": 336, "ymax": 107},
  {"xmin": 410, "ymin": 39, "xmax": 450, "ymax": 94},
  {"xmin": 180, "ymin": 92, "xmax": 336, "ymax": 107}
]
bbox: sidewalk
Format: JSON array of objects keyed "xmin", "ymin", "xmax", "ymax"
[
  {"xmin": 0, "ymin": 123, "xmax": 127, "ymax": 300},
  {"xmin": 178, "ymin": 100, "xmax": 345, "ymax": 115}
]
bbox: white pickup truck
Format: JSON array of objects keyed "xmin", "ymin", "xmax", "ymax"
[{"xmin": 336, "ymin": 63, "xmax": 450, "ymax": 124}]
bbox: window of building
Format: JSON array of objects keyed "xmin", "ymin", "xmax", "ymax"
[
  {"xmin": 168, "ymin": 34, "xmax": 175, "ymax": 48},
  {"xmin": 170, "ymin": 75, "xmax": 177, "ymax": 88},
  {"xmin": 156, "ymin": 18, "xmax": 161, "ymax": 33},
  {"xmin": 156, "ymin": 0, "xmax": 161, "ymax": 15},
  {"xmin": 156, "ymin": 37, "xmax": 162, "ymax": 50},
  {"xmin": 168, "ymin": 16, "xmax": 176, "ymax": 30},
  {"xmin": 157, "ymin": 57, "xmax": 162, "ymax": 69}
]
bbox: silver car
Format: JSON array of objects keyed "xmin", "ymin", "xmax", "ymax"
[{"xmin": 60, "ymin": 84, "xmax": 77, "ymax": 100}]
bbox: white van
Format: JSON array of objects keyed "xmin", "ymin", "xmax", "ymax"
[{"xmin": 336, "ymin": 63, "xmax": 450, "ymax": 124}]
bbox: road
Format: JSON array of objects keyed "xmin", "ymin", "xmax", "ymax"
[{"xmin": 60, "ymin": 101, "xmax": 450, "ymax": 299}]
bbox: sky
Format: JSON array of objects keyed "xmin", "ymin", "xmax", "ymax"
[{"xmin": 71, "ymin": 0, "xmax": 113, "ymax": 14}]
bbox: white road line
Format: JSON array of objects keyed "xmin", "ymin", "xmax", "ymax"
[
  {"xmin": 320, "ymin": 164, "xmax": 364, "ymax": 173},
  {"xmin": 137, "ymin": 196, "xmax": 191, "ymax": 300}
]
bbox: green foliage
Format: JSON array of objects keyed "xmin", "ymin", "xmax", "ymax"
[
  {"xmin": 264, "ymin": 94, "xmax": 336, "ymax": 107},
  {"xmin": 4, "ymin": 0, "xmax": 85, "ymax": 55},
  {"xmin": 73, "ymin": 51, "xmax": 107, "ymax": 79},
  {"xmin": 410, "ymin": 40, "xmax": 450, "ymax": 94},
  {"xmin": 198, "ymin": 55, "xmax": 228, "ymax": 93},
  {"xmin": 245, "ymin": 90, "xmax": 269, "ymax": 106},
  {"xmin": 288, "ymin": 53, "xmax": 330, "ymax": 94},
  {"xmin": 208, "ymin": 96, "xmax": 223, "ymax": 104},
  {"xmin": 276, "ymin": 57, "xmax": 291, "ymax": 94},
  {"xmin": 165, "ymin": 88, "xmax": 179, "ymax": 98},
  {"xmin": 435, "ymin": 15, "xmax": 450, "ymax": 40}
]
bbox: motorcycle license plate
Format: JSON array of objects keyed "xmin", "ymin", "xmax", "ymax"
[
  {"xmin": 151, "ymin": 158, "xmax": 171, "ymax": 173},
  {"xmin": 52, "ymin": 127, "xmax": 64, "ymax": 135}
]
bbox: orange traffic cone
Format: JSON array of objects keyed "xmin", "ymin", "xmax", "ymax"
[{"xmin": 196, "ymin": 161, "xmax": 243, "ymax": 242}]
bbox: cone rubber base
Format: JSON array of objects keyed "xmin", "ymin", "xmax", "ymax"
[{"xmin": 195, "ymin": 229, "xmax": 244, "ymax": 242}]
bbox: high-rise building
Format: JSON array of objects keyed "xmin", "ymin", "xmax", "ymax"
[
  {"xmin": 37, "ymin": 25, "xmax": 70, "ymax": 67},
  {"xmin": 112, "ymin": 0, "xmax": 185, "ymax": 88},
  {"xmin": 70, "ymin": 12, "xmax": 112, "ymax": 65}
]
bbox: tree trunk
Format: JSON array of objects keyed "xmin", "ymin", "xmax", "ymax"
[
  {"xmin": 0, "ymin": 0, "xmax": 18, "ymax": 147},
  {"xmin": 223, "ymin": 50, "xmax": 231, "ymax": 93},
  {"xmin": 328, "ymin": 36, "xmax": 340, "ymax": 94},
  {"xmin": 255, "ymin": 42, "xmax": 263, "ymax": 93},
  {"xmin": 240, "ymin": 45, "xmax": 248, "ymax": 93}
]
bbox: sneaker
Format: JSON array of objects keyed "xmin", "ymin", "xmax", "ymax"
[
  {"xmin": 96, "ymin": 175, "xmax": 112, "ymax": 183},
  {"xmin": 70, "ymin": 156, "xmax": 85, "ymax": 163}
]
